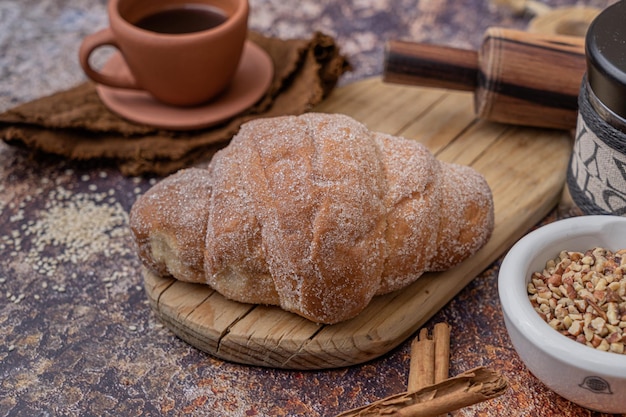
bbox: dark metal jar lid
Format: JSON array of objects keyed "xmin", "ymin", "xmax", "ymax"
[{"xmin": 586, "ymin": 0, "xmax": 626, "ymax": 120}]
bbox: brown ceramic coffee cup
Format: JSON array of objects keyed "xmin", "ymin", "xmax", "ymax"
[{"xmin": 79, "ymin": 0, "xmax": 249, "ymax": 106}]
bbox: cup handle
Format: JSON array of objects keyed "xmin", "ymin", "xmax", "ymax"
[{"xmin": 78, "ymin": 28, "xmax": 140, "ymax": 90}]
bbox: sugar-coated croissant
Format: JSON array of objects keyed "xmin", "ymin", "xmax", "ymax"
[{"xmin": 130, "ymin": 113, "xmax": 494, "ymax": 324}]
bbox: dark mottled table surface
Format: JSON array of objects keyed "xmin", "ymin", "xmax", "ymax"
[{"xmin": 1, "ymin": 0, "xmax": 622, "ymax": 416}]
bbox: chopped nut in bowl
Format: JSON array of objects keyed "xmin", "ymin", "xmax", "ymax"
[{"xmin": 498, "ymin": 215, "xmax": 626, "ymax": 414}]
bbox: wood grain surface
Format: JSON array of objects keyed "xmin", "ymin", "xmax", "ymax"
[{"xmin": 144, "ymin": 77, "xmax": 573, "ymax": 370}]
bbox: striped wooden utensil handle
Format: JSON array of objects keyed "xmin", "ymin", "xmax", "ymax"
[{"xmin": 384, "ymin": 28, "xmax": 586, "ymax": 130}]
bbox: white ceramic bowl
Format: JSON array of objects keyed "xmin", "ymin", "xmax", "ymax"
[{"xmin": 499, "ymin": 215, "xmax": 626, "ymax": 414}]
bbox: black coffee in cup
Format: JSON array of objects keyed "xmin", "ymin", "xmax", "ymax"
[{"xmin": 134, "ymin": 4, "xmax": 228, "ymax": 34}]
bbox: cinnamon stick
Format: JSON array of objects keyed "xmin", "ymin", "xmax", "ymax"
[
  {"xmin": 433, "ymin": 323, "xmax": 451, "ymax": 383},
  {"xmin": 408, "ymin": 323, "xmax": 451, "ymax": 390},
  {"xmin": 335, "ymin": 366, "xmax": 508, "ymax": 417},
  {"xmin": 408, "ymin": 328, "xmax": 435, "ymax": 391}
]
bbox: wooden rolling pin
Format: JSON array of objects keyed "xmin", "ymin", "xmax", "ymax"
[{"xmin": 384, "ymin": 27, "xmax": 586, "ymax": 130}]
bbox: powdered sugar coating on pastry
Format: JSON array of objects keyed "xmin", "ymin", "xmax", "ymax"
[
  {"xmin": 129, "ymin": 168, "xmax": 213, "ymax": 283},
  {"xmin": 129, "ymin": 113, "xmax": 494, "ymax": 324}
]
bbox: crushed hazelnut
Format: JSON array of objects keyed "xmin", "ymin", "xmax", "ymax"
[{"xmin": 528, "ymin": 247, "xmax": 626, "ymax": 355}]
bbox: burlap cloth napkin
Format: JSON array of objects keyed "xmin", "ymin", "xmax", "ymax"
[{"xmin": 0, "ymin": 31, "xmax": 350, "ymax": 176}]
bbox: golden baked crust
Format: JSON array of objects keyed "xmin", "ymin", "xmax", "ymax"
[{"xmin": 130, "ymin": 113, "xmax": 494, "ymax": 324}]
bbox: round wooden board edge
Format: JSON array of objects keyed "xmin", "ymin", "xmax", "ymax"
[{"xmin": 142, "ymin": 268, "xmax": 398, "ymax": 369}]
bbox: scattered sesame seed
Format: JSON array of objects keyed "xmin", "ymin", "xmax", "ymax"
[{"xmin": 8, "ymin": 185, "xmax": 132, "ymax": 277}]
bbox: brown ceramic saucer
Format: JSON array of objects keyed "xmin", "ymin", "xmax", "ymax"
[{"xmin": 96, "ymin": 41, "xmax": 273, "ymax": 130}]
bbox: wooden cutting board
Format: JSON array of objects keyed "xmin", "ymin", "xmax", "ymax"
[{"xmin": 143, "ymin": 77, "xmax": 573, "ymax": 370}]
